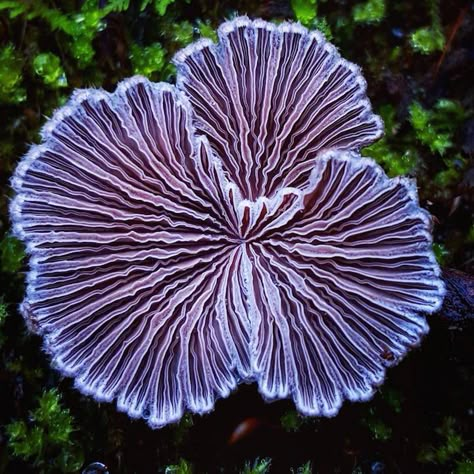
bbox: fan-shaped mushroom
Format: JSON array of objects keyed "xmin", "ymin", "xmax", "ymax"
[{"xmin": 10, "ymin": 18, "xmax": 444, "ymax": 428}]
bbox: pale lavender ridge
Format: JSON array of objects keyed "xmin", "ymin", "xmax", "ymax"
[
  {"xmin": 10, "ymin": 18, "xmax": 444, "ymax": 429},
  {"xmin": 174, "ymin": 17, "xmax": 383, "ymax": 200}
]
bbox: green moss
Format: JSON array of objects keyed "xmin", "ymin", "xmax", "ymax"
[
  {"xmin": 409, "ymin": 100, "xmax": 466, "ymax": 155},
  {"xmin": 0, "ymin": 235, "xmax": 25, "ymax": 273},
  {"xmin": 6, "ymin": 389, "xmax": 84, "ymax": 472},
  {"xmin": 290, "ymin": 0, "xmax": 332, "ymax": 39},
  {"xmin": 380, "ymin": 387, "xmax": 403, "ymax": 414},
  {"xmin": 0, "ymin": 299, "xmax": 7, "ymax": 325},
  {"xmin": 130, "ymin": 43, "xmax": 166, "ymax": 77},
  {"xmin": 434, "ymin": 154, "xmax": 467, "ymax": 187},
  {"xmin": 292, "ymin": 461, "xmax": 312, "ymax": 474},
  {"xmin": 167, "ymin": 21, "xmax": 195, "ymax": 47},
  {"xmin": 66, "ymin": 3, "xmax": 108, "ymax": 68},
  {"xmin": 0, "ymin": 0, "xmax": 127, "ymax": 70},
  {"xmin": 5, "ymin": 356, "xmax": 44, "ymax": 383},
  {"xmin": 456, "ymin": 460, "xmax": 474, "ymax": 474},
  {"xmin": 363, "ymin": 104, "xmax": 419, "ymax": 177},
  {"xmin": 410, "ymin": 0, "xmax": 444, "ymax": 54},
  {"xmin": 33, "ymin": 53, "xmax": 67, "ymax": 88},
  {"xmin": 241, "ymin": 458, "xmax": 272, "ymax": 474},
  {"xmin": 291, "ymin": 0, "xmax": 318, "ymax": 26},
  {"xmin": 197, "ymin": 19, "xmax": 218, "ymax": 41},
  {"xmin": 352, "ymin": 0, "xmax": 386, "ymax": 24},
  {"xmin": 365, "ymin": 141, "xmax": 418, "ymax": 176},
  {"xmin": 410, "ymin": 26, "xmax": 444, "ymax": 54},
  {"xmin": 467, "ymin": 225, "xmax": 474, "ymax": 244},
  {"xmin": 0, "ymin": 1, "xmax": 472, "ymax": 472},
  {"xmin": 281, "ymin": 409, "xmax": 305, "ymax": 432},
  {"xmin": 154, "ymin": 0, "xmax": 178, "ymax": 16},
  {"xmin": 165, "ymin": 458, "xmax": 193, "ymax": 473},
  {"xmin": 433, "ymin": 242, "xmax": 449, "ymax": 265},
  {"xmin": 311, "ymin": 17, "xmax": 333, "ymax": 40},
  {"xmin": 363, "ymin": 414, "xmax": 393, "ymax": 441},
  {"xmin": 417, "ymin": 417, "xmax": 464, "ymax": 465},
  {"xmin": 0, "ymin": 44, "xmax": 26, "ymax": 104},
  {"xmin": 107, "ymin": 0, "xmax": 131, "ymax": 10},
  {"xmin": 172, "ymin": 413, "xmax": 194, "ymax": 444}
]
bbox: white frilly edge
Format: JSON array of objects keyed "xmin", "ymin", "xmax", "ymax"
[
  {"xmin": 172, "ymin": 15, "xmax": 385, "ymax": 146},
  {"xmin": 9, "ymin": 75, "xmax": 195, "ymax": 240},
  {"xmin": 315, "ymin": 149, "xmax": 446, "ymax": 309},
  {"xmin": 8, "ymin": 21, "xmax": 445, "ymax": 425}
]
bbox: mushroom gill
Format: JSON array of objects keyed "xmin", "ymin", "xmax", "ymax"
[{"xmin": 10, "ymin": 18, "xmax": 444, "ymax": 429}]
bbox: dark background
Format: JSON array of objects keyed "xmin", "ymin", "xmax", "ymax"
[{"xmin": 0, "ymin": 0, "xmax": 472, "ymax": 472}]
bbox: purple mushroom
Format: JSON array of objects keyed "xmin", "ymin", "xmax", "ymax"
[{"xmin": 10, "ymin": 17, "xmax": 444, "ymax": 428}]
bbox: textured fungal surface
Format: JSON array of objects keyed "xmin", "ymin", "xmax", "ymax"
[
  {"xmin": 174, "ymin": 17, "xmax": 383, "ymax": 198},
  {"xmin": 10, "ymin": 17, "xmax": 445, "ymax": 429}
]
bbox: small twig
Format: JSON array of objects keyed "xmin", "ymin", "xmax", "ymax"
[{"xmin": 434, "ymin": 4, "xmax": 469, "ymax": 76}]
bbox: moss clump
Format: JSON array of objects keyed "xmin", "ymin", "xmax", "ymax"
[
  {"xmin": 410, "ymin": 26, "xmax": 445, "ymax": 54},
  {"xmin": 0, "ymin": 235, "xmax": 25, "ymax": 273},
  {"xmin": 241, "ymin": 458, "xmax": 272, "ymax": 474},
  {"xmin": 409, "ymin": 0, "xmax": 444, "ymax": 54},
  {"xmin": 363, "ymin": 414, "xmax": 393, "ymax": 441},
  {"xmin": 152, "ymin": 0, "xmax": 179, "ymax": 16},
  {"xmin": 292, "ymin": 461, "xmax": 312, "ymax": 474},
  {"xmin": 417, "ymin": 417, "xmax": 465, "ymax": 466},
  {"xmin": 363, "ymin": 104, "xmax": 419, "ymax": 177},
  {"xmin": 352, "ymin": 0, "xmax": 386, "ymax": 24},
  {"xmin": 0, "ymin": 0, "xmax": 472, "ymax": 472},
  {"xmin": 433, "ymin": 242, "xmax": 449, "ymax": 265},
  {"xmin": 165, "ymin": 458, "xmax": 193, "ymax": 473},
  {"xmin": 409, "ymin": 100, "xmax": 466, "ymax": 155},
  {"xmin": 33, "ymin": 53, "xmax": 68, "ymax": 88},
  {"xmin": 197, "ymin": 19, "xmax": 218, "ymax": 42},
  {"xmin": 130, "ymin": 43, "xmax": 166, "ymax": 77},
  {"xmin": 291, "ymin": 0, "xmax": 318, "ymax": 26},
  {"xmin": 290, "ymin": 0, "xmax": 332, "ymax": 39},
  {"xmin": 0, "ymin": 45, "xmax": 26, "ymax": 104},
  {"xmin": 6, "ymin": 389, "xmax": 84, "ymax": 473}
]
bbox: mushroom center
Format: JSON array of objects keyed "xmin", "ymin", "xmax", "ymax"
[{"xmin": 231, "ymin": 188, "xmax": 305, "ymax": 243}]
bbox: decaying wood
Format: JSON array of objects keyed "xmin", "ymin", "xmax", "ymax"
[{"xmin": 440, "ymin": 269, "xmax": 474, "ymax": 321}]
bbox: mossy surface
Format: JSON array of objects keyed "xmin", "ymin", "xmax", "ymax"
[{"xmin": 0, "ymin": 0, "xmax": 472, "ymax": 472}]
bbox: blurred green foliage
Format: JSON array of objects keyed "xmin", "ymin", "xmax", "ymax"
[
  {"xmin": 0, "ymin": 235, "xmax": 24, "ymax": 273},
  {"xmin": 410, "ymin": 0, "xmax": 445, "ymax": 54},
  {"xmin": 6, "ymin": 389, "xmax": 84, "ymax": 473},
  {"xmin": 352, "ymin": 0, "xmax": 386, "ymax": 24},
  {"xmin": 165, "ymin": 458, "xmax": 193, "ymax": 473},
  {"xmin": 280, "ymin": 409, "xmax": 305, "ymax": 432},
  {"xmin": 362, "ymin": 104, "xmax": 419, "ymax": 177},
  {"xmin": 363, "ymin": 414, "xmax": 393, "ymax": 441},
  {"xmin": 409, "ymin": 100, "xmax": 466, "ymax": 155},
  {"xmin": 0, "ymin": 44, "xmax": 25, "ymax": 104},
  {"xmin": 154, "ymin": 0, "xmax": 178, "ymax": 16},
  {"xmin": 130, "ymin": 43, "xmax": 166, "ymax": 76},
  {"xmin": 0, "ymin": 0, "xmax": 472, "ymax": 473},
  {"xmin": 33, "ymin": 53, "xmax": 67, "ymax": 88},
  {"xmin": 455, "ymin": 461, "xmax": 474, "ymax": 474},
  {"xmin": 291, "ymin": 0, "xmax": 332, "ymax": 39},
  {"xmin": 291, "ymin": 0, "xmax": 317, "ymax": 26},
  {"xmin": 291, "ymin": 461, "xmax": 312, "ymax": 474},
  {"xmin": 417, "ymin": 417, "xmax": 473, "ymax": 472},
  {"xmin": 241, "ymin": 458, "xmax": 272, "ymax": 474},
  {"xmin": 433, "ymin": 242, "xmax": 449, "ymax": 265},
  {"xmin": 410, "ymin": 26, "xmax": 445, "ymax": 54}
]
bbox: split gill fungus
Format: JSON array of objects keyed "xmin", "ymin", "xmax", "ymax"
[{"xmin": 10, "ymin": 17, "xmax": 445, "ymax": 429}]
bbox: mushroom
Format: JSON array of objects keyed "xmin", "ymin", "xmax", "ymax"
[
  {"xmin": 173, "ymin": 16, "xmax": 384, "ymax": 199},
  {"xmin": 10, "ymin": 18, "xmax": 444, "ymax": 428}
]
